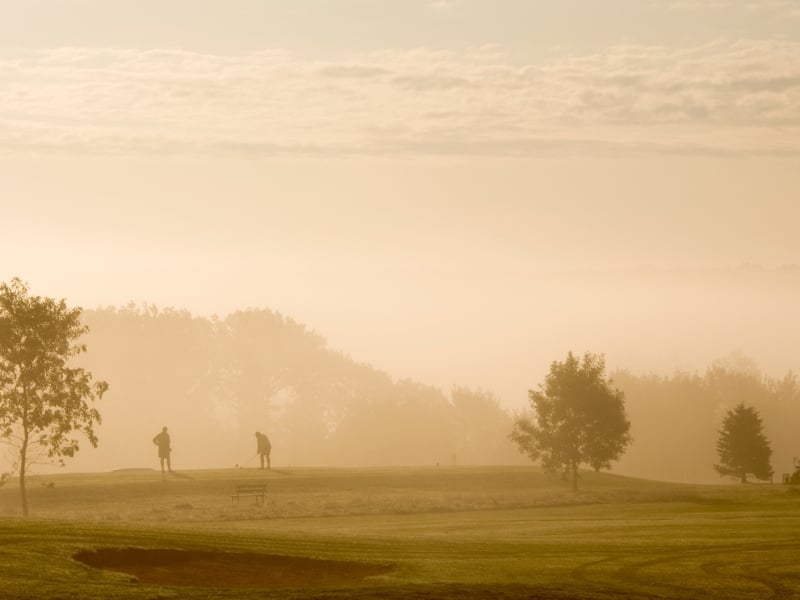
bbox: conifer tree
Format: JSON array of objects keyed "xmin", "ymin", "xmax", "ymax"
[{"xmin": 714, "ymin": 403, "xmax": 772, "ymax": 483}]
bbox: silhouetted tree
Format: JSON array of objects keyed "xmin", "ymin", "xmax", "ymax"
[
  {"xmin": 83, "ymin": 304, "xmax": 230, "ymax": 468},
  {"xmin": 613, "ymin": 357, "xmax": 799, "ymax": 484},
  {"xmin": 0, "ymin": 278, "xmax": 108, "ymax": 515},
  {"xmin": 511, "ymin": 352, "xmax": 631, "ymax": 490},
  {"xmin": 77, "ymin": 304, "xmax": 523, "ymax": 469},
  {"xmin": 714, "ymin": 403, "xmax": 772, "ymax": 483}
]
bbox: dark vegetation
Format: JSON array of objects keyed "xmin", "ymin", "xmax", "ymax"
[
  {"xmin": 511, "ymin": 352, "xmax": 631, "ymax": 490},
  {"xmin": 714, "ymin": 403, "xmax": 773, "ymax": 483},
  {"xmin": 0, "ymin": 279, "xmax": 107, "ymax": 515}
]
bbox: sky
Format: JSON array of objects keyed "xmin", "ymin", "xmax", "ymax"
[{"xmin": 2, "ymin": 0, "xmax": 799, "ymax": 408}]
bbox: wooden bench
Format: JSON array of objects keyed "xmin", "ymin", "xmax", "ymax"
[{"xmin": 231, "ymin": 483, "xmax": 266, "ymax": 504}]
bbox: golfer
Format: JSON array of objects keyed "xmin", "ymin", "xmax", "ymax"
[
  {"xmin": 255, "ymin": 431, "xmax": 271, "ymax": 469},
  {"xmin": 152, "ymin": 426, "xmax": 173, "ymax": 474}
]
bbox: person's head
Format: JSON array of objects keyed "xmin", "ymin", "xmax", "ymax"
[
  {"xmin": 255, "ymin": 431, "xmax": 260, "ymax": 437},
  {"xmin": 162, "ymin": 426, "xmax": 168, "ymax": 433}
]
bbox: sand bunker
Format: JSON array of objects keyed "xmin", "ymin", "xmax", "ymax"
[{"xmin": 74, "ymin": 547, "xmax": 393, "ymax": 588}]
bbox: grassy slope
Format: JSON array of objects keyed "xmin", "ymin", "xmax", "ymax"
[{"xmin": 1, "ymin": 467, "xmax": 799, "ymax": 599}]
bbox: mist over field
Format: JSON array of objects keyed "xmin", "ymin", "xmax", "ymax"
[
  {"xmin": 13, "ymin": 261, "xmax": 785, "ymax": 486},
  {"xmin": 2, "ymin": 0, "xmax": 799, "ymax": 488}
]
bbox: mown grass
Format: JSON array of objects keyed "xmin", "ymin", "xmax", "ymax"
[{"xmin": 1, "ymin": 466, "xmax": 799, "ymax": 599}]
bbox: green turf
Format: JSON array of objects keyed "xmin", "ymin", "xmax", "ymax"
[{"xmin": 1, "ymin": 466, "xmax": 799, "ymax": 599}]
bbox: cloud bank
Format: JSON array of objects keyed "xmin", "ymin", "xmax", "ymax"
[
  {"xmin": 657, "ymin": 0, "xmax": 800, "ymax": 16},
  {"xmin": 1, "ymin": 40, "xmax": 799, "ymax": 158}
]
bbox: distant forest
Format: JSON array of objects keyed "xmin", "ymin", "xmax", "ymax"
[
  {"xmin": 615, "ymin": 360, "xmax": 800, "ymax": 483},
  {"xmin": 69, "ymin": 305, "xmax": 800, "ymax": 483},
  {"xmin": 77, "ymin": 305, "xmax": 522, "ymax": 472}
]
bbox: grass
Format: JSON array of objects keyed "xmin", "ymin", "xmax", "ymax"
[{"xmin": 1, "ymin": 466, "xmax": 799, "ymax": 599}]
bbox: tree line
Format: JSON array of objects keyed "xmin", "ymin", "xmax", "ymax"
[
  {"xmin": 77, "ymin": 303, "xmax": 521, "ymax": 471},
  {"xmin": 1, "ymin": 280, "xmax": 796, "ymax": 514},
  {"xmin": 511, "ymin": 351, "xmax": 783, "ymax": 489},
  {"xmin": 611, "ymin": 361, "xmax": 799, "ymax": 483}
]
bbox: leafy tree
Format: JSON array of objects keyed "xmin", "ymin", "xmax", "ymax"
[
  {"xmin": 714, "ymin": 403, "xmax": 772, "ymax": 483},
  {"xmin": 0, "ymin": 278, "xmax": 108, "ymax": 515},
  {"xmin": 511, "ymin": 352, "xmax": 631, "ymax": 490}
]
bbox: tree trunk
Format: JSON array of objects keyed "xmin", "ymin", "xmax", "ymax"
[
  {"xmin": 740, "ymin": 471, "xmax": 747, "ymax": 484},
  {"xmin": 20, "ymin": 390, "xmax": 30, "ymax": 516},
  {"xmin": 19, "ymin": 434, "xmax": 28, "ymax": 517},
  {"xmin": 571, "ymin": 463, "xmax": 578, "ymax": 491}
]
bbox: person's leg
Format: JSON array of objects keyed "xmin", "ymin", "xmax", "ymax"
[
  {"xmin": 259, "ymin": 453, "xmax": 264, "ymax": 469},
  {"xmin": 167, "ymin": 455, "xmax": 172, "ymax": 472},
  {"xmin": 267, "ymin": 452, "xmax": 271, "ymax": 470}
]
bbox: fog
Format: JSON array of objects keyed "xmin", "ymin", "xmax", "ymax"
[
  {"xmin": 2, "ymin": 1, "xmax": 799, "ymax": 485},
  {"xmin": 8, "ymin": 262, "xmax": 789, "ymax": 485},
  {"xmin": 3, "ymin": 160, "xmax": 799, "ymax": 488}
]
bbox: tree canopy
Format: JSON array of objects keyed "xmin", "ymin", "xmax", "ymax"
[
  {"xmin": 71, "ymin": 305, "xmax": 522, "ymax": 471},
  {"xmin": 612, "ymin": 359, "xmax": 798, "ymax": 483},
  {"xmin": 0, "ymin": 278, "xmax": 108, "ymax": 515},
  {"xmin": 511, "ymin": 352, "xmax": 631, "ymax": 490},
  {"xmin": 714, "ymin": 402, "xmax": 772, "ymax": 483}
]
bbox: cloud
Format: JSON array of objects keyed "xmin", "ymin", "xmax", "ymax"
[
  {"xmin": 316, "ymin": 65, "xmax": 390, "ymax": 79},
  {"xmin": 0, "ymin": 40, "xmax": 799, "ymax": 158},
  {"xmin": 656, "ymin": 0, "xmax": 800, "ymax": 17},
  {"xmin": 428, "ymin": 0, "xmax": 461, "ymax": 9}
]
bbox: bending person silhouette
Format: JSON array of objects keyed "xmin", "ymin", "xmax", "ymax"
[
  {"xmin": 255, "ymin": 431, "xmax": 271, "ymax": 469},
  {"xmin": 152, "ymin": 426, "xmax": 173, "ymax": 474}
]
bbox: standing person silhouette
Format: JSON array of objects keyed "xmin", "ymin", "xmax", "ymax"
[
  {"xmin": 255, "ymin": 431, "xmax": 271, "ymax": 469},
  {"xmin": 152, "ymin": 426, "xmax": 173, "ymax": 474}
]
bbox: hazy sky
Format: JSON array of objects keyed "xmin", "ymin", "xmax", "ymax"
[{"xmin": 2, "ymin": 1, "xmax": 799, "ymax": 407}]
